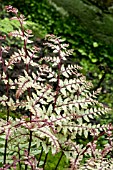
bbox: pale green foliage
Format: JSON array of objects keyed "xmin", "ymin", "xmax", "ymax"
[{"xmin": 0, "ymin": 8, "xmax": 113, "ymax": 169}]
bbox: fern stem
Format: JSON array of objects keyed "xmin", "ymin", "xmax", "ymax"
[
  {"xmin": 53, "ymin": 41, "xmax": 62, "ymax": 110},
  {"xmin": 37, "ymin": 147, "xmax": 43, "ymax": 167},
  {"xmin": 3, "ymin": 103, "xmax": 10, "ymax": 164},
  {"xmin": 3, "ymin": 64, "xmax": 10, "ymax": 165},
  {"xmin": 43, "ymin": 152, "xmax": 48, "ymax": 170},
  {"xmin": 54, "ymin": 151, "xmax": 64, "ymax": 170},
  {"xmin": 25, "ymin": 164, "xmax": 28, "ymax": 170},
  {"xmin": 25, "ymin": 130, "xmax": 32, "ymax": 170},
  {"xmin": 18, "ymin": 145, "xmax": 21, "ymax": 170},
  {"xmin": 28, "ymin": 130, "xmax": 32, "ymax": 154},
  {"xmin": 6, "ymin": 105, "xmax": 10, "ymax": 124},
  {"xmin": 3, "ymin": 138, "xmax": 8, "ymax": 164}
]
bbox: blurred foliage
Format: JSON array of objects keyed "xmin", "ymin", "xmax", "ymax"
[
  {"xmin": 88, "ymin": 0, "xmax": 113, "ymax": 8},
  {"xmin": 0, "ymin": 1, "xmax": 113, "ymax": 109},
  {"xmin": 37, "ymin": 151, "xmax": 69, "ymax": 170}
]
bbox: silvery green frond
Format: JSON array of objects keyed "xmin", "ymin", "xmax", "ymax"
[{"xmin": 0, "ymin": 17, "xmax": 111, "ymax": 169}]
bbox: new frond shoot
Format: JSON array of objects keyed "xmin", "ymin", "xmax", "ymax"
[{"xmin": 0, "ymin": 5, "xmax": 112, "ymax": 170}]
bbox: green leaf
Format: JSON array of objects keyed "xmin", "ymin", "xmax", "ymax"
[
  {"xmin": 62, "ymin": 71, "xmax": 69, "ymax": 78},
  {"xmin": 77, "ymin": 118, "xmax": 83, "ymax": 124},
  {"xmin": 47, "ymin": 104, "xmax": 53, "ymax": 115},
  {"xmin": 93, "ymin": 42, "xmax": 98, "ymax": 47},
  {"xmin": 84, "ymin": 129, "xmax": 88, "ymax": 138},
  {"xmin": 60, "ymin": 88, "xmax": 67, "ymax": 96},
  {"xmin": 84, "ymin": 115, "xmax": 89, "ymax": 122}
]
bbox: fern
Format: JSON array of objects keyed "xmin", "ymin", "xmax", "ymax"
[{"xmin": 0, "ymin": 5, "xmax": 112, "ymax": 169}]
